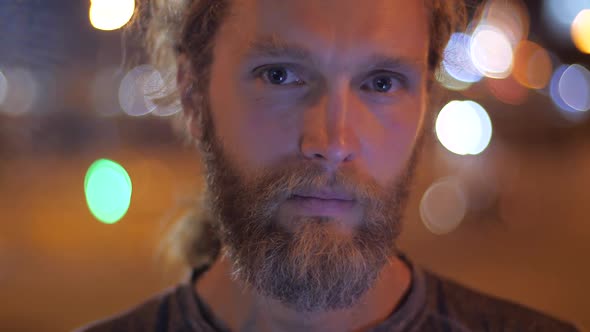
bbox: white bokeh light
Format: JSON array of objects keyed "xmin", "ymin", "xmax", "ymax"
[
  {"xmin": 119, "ymin": 65, "xmax": 182, "ymax": 117},
  {"xmin": 89, "ymin": 0, "xmax": 135, "ymax": 31},
  {"xmin": 442, "ymin": 33, "xmax": 483, "ymax": 83},
  {"xmin": 435, "ymin": 66, "xmax": 473, "ymax": 91},
  {"xmin": 143, "ymin": 69, "xmax": 182, "ymax": 117},
  {"xmin": 119, "ymin": 65, "xmax": 157, "ymax": 117},
  {"xmin": 463, "ymin": 100, "xmax": 493, "ymax": 155},
  {"xmin": 435, "ymin": 100, "xmax": 493, "ymax": 156},
  {"xmin": 420, "ymin": 177, "xmax": 468, "ymax": 235},
  {"xmin": 470, "ymin": 25, "xmax": 514, "ymax": 79}
]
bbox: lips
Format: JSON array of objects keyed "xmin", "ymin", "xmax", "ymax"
[
  {"xmin": 292, "ymin": 189, "xmax": 355, "ymax": 201},
  {"xmin": 282, "ymin": 188, "xmax": 357, "ymax": 217},
  {"xmin": 293, "ymin": 195, "xmax": 353, "ymax": 202},
  {"xmin": 288, "ymin": 195, "xmax": 355, "ymax": 214}
]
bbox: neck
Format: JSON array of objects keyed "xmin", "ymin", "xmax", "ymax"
[{"xmin": 195, "ymin": 254, "xmax": 412, "ymax": 332}]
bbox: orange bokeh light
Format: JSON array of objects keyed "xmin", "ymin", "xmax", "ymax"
[
  {"xmin": 572, "ymin": 10, "xmax": 590, "ymax": 54},
  {"xmin": 512, "ymin": 40, "xmax": 553, "ymax": 89}
]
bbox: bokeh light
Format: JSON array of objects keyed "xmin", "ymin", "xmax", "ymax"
[
  {"xmin": 119, "ymin": 65, "xmax": 158, "ymax": 117},
  {"xmin": 0, "ymin": 67, "xmax": 39, "ymax": 116},
  {"xmin": 550, "ymin": 65, "xmax": 578, "ymax": 114},
  {"xmin": 84, "ymin": 159, "xmax": 132, "ymax": 224},
  {"xmin": 0, "ymin": 70, "xmax": 7, "ymax": 106},
  {"xmin": 118, "ymin": 65, "xmax": 181, "ymax": 117},
  {"xmin": 543, "ymin": 0, "xmax": 590, "ymax": 40},
  {"xmin": 480, "ymin": 0, "xmax": 530, "ymax": 46},
  {"xmin": 512, "ymin": 40, "xmax": 553, "ymax": 89},
  {"xmin": 470, "ymin": 25, "xmax": 514, "ymax": 79},
  {"xmin": 89, "ymin": 0, "xmax": 135, "ymax": 31},
  {"xmin": 143, "ymin": 69, "xmax": 182, "ymax": 117},
  {"xmin": 572, "ymin": 9, "xmax": 590, "ymax": 54},
  {"xmin": 420, "ymin": 177, "xmax": 468, "ymax": 235},
  {"xmin": 435, "ymin": 100, "xmax": 493, "ymax": 156},
  {"xmin": 463, "ymin": 100, "xmax": 493, "ymax": 155},
  {"xmin": 435, "ymin": 66, "xmax": 473, "ymax": 91},
  {"xmin": 442, "ymin": 33, "xmax": 483, "ymax": 83},
  {"xmin": 557, "ymin": 64, "xmax": 590, "ymax": 112}
]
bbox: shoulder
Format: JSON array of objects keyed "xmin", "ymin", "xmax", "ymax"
[
  {"xmin": 420, "ymin": 271, "xmax": 580, "ymax": 332},
  {"xmin": 74, "ymin": 284, "xmax": 197, "ymax": 332}
]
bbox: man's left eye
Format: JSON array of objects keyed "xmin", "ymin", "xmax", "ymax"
[{"xmin": 361, "ymin": 74, "xmax": 405, "ymax": 93}]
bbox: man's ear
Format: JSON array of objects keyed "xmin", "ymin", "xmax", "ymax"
[{"xmin": 177, "ymin": 53, "xmax": 202, "ymax": 140}]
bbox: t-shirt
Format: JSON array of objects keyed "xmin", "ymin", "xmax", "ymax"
[{"xmin": 76, "ymin": 260, "xmax": 580, "ymax": 332}]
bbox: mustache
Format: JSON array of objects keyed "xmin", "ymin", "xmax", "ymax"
[{"xmin": 246, "ymin": 158, "xmax": 384, "ymax": 207}]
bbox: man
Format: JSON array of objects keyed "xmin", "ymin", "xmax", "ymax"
[{"xmin": 79, "ymin": 0, "xmax": 580, "ymax": 331}]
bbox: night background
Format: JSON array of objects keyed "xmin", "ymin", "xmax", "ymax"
[{"xmin": 0, "ymin": 0, "xmax": 589, "ymax": 330}]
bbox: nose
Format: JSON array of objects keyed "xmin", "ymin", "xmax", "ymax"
[{"xmin": 300, "ymin": 88, "xmax": 361, "ymax": 170}]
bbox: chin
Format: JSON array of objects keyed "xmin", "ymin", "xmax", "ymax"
[{"xmin": 279, "ymin": 214, "xmax": 359, "ymax": 237}]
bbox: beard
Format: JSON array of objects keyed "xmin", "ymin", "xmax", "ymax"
[{"xmin": 195, "ymin": 99, "xmax": 423, "ymax": 313}]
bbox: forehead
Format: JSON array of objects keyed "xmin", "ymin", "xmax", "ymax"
[{"xmin": 218, "ymin": 0, "xmax": 430, "ymax": 66}]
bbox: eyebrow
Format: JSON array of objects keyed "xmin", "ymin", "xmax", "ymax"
[
  {"xmin": 364, "ymin": 54, "xmax": 423, "ymax": 71},
  {"xmin": 246, "ymin": 35, "xmax": 312, "ymax": 61},
  {"xmin": 244, "ymin": 35, "xmax": 423, "ymax": 72}
]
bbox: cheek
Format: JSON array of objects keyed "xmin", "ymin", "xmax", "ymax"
[
  {"xmin": 209, "ymin": 81, "xmax": 301, "ymax": 170},
  {"xmin": 363, "ymin": 98, "xmax": 424, "ymax": 184},
  {"xmin": 242, "ymin": 110, "xmax": 300, "ymax": 167}
]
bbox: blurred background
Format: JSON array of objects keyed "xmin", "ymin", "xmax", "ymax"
[{"xmin": 1, "ymin": 0, "xmax": 589, "ymax": 331}]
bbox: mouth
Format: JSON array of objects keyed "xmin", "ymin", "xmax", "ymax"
[
  {"xmin": 292, "ymin": 194, "xmax": 354, "ymax": 202},
  {"xmin": 287, "ymin": 195, "xmax": 356, "ymax": 216}
]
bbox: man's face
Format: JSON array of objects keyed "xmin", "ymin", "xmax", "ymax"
[{"xmin": 192, "ymin": 0, "xmax": 430, "ymax": 312}]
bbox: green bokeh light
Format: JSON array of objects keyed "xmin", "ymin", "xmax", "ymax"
[{"xmin": 84, "ymin": 159, "xmax": 132, "ymax": 224}]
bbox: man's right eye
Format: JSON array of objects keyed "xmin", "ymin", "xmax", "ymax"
[{"xmin": 254, "ymin": 66, "xmax": 305, "ymax": 86}]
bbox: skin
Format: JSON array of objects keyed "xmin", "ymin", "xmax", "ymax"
[{"xmin": 179, "ymin": 0, "xmax": 431, "ymax": 330}]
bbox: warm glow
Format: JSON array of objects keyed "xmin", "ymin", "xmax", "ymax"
[
  {"xmin": 512, "ymin": 40, "xmax": 553, "ymax": 89},
  {"xmin": 89, "ymin": 0, "xmax": 135, "ymax": 31},
  {"xmin": 572, "ymin": 9, "xmax": 590, "ymax": 54}
]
